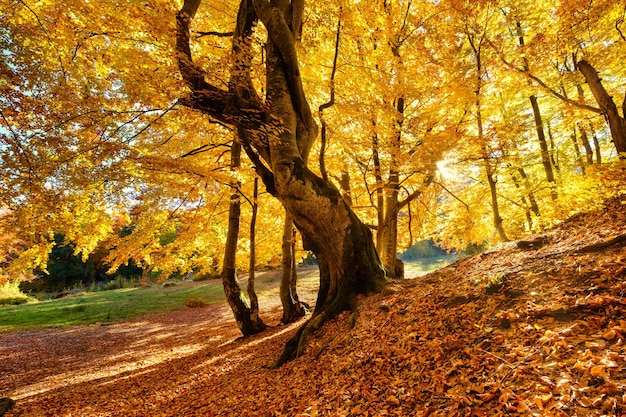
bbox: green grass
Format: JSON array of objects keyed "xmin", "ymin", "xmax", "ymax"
[
  {"xmin": 0, "ymin": 280, "xmax": 225, "ymax": 331},
  {"xmin": 403, "ymin": 254, "xmax": 458, "ymax": 278},
  {"xmin": 0, "ymin": 260, "xmax": 454, "ymax": 333}
]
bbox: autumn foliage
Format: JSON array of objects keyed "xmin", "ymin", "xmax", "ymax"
[
  {"xmin": 2, "ymin": 0, "xmax": 626, "ymax": 413},
  {"xmin": 2, "ymin": 194, "xmax": 625, "ymax": 416}
]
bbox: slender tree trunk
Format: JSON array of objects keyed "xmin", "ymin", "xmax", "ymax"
[
  {"xmin": 371, "ymin": 123, "xmax": 385, "ymax": 253},
  {"xmin": 571, "ymin": 128, "xmax": 586, "ymax": 175},
  {"xmin": 280, "ymin": 213, "xmax": 305, "ymax": 324},
  {"xmin": 509, "ymin": 165, "xmax": 534, "ymax": 231},
  {"xmin": 221, "ymin": 139, "xmax": 266, "ymax": 336},
  {"xmin": 339, "ymin": 170, "xmax": 353, "ymax": 206},
  {"xmin": 485, "ymin": 160, "xmax": 509, "ymax": 242},
  {"xmin": 547, "ymin": 123, "xmax": 560, "ymax": 174},
  {"xmin": 579, "ymin": 123, "xmax": 594, "ymax": 164},
  {"xmin": 379, "ymin": 95, "xmax": 405, "ymax": 279},
  {"xmin": 247, "ymin": 176, "xmax": 261, "ymax": 325},
  {"xmin": 517, "ymin": 21, "xmax": 557, "ymax": 200},
  {"xmin": 469, "ymin": 33, "xmax": 509, "ymax": 243},
  {"xmin": 589, "ymin": 124, "xmax": 602, "ymax": 164},
  {"xmin": 517, "ymin": 167, "xmax": 540, "ymax": 217},
  {"xmin": 577, "ymin": 60, "xmax": 626, "ymax": 157},
  {"xmin": 529, "ymin": 96, "xmax": 558, "ymax": 200}
]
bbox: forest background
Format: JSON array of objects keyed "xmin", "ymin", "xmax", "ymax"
[{"xmin": 1, "ymin": 0, "xmax": 625, "ymax": 316}]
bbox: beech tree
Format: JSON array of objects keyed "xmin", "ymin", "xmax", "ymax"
[
  {"xmin": 176, "ymin": 0, "xmax": 386, "ymax": 364},
  {"xmin": 4, "ymin": 0, "xmax": 626, "ymax": 367}
]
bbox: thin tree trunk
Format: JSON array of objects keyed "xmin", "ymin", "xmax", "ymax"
[
  {"xmin": 547, "ymin": 123, "xmax": 560, "ymax": 174},
  {"xmin": 589, "ymin": 124, "xmax": 602, "ymax": 164},
  {"xmin": 517, "ymin": 167, "xmax": 540, "ymax": 217},
  {"xmin": 529, "ymin": 95, "xmax": 558, "ymax": 200},
  {"xmin": 280, "ymin": 213, "xmax": 305, "ymax": 324},
  {"xmin": 509, "ymin": 165, "xmax": 534, "ymax": 231},
  {"xmin": 517, "ymin": 21, "xmax": 557, "ymax": 200},
  {"xmin": 371, "ymin": 124, "xmax": 385, "ymax": 253},
  {"xmin": 339, "ymin": 170, "xmax": 353, "ymax": 206},
  {"xmin": 380, "ymin": 95, "xmax": 404, "ymax": 279},
  {"xmin": 485, "ymin": 160, "xmax": 509, "ymax": 242},
  {"xmin": 571, "ymin": 128, "xmax": 586, "ymax": 175},
  {"xmin": 579, "ymin": 124, "xmax": 594, "ymax": 164},
  {"xmin": 469, "ymin": 32, "xmax": 509, "ymax": 243},
  {"xmin": 247, "ymin": 176, "xmax": 261, "ymax": 325},
  {"xmin": 577, "ymin": 60, "xmax": 626, "ymax": 157},
  {"xmin": 221, "ymin": 139, "xmax": 266, "ymax": 336}
]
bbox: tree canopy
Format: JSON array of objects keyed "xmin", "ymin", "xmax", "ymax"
[{"xmin": 2, "ymin": 0, "xmax": 625, "ymax": 305}]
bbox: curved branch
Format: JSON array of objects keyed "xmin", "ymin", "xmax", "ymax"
[
  {"xmin": 251, "ymin": 0, "xmax": 317, "ymax": 138},
  {"xmin": 399, "ymin": 175, "xmax": 434, "ymax": 209},
  {"xmin": 485, "ymin": 39, "xmax": 602, "ymax": 115},
  {"xmin": 318, "ymin": 9, "xmax": 342, "ymax": 181},
  {"xmin": 176, "ymin": 0, "xmax": 267, "ymax": 130},
  {"xmin": 434, "ymin": 180, "xmax": 470, "ymax": 212}
]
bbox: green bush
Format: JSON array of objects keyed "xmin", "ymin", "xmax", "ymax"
[{"xmin": 102, "ymin": 276, "xmax": 139, "ymax": 291}]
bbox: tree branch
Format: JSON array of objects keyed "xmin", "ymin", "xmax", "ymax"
[
  {"xmin": 176, "ymin": 0, "xmax": 268, "ymax": 130},
  {"xmin": 485, "ymin": 39, "xmax": 602, "ymax": 115},
  {"xmin": 398, "ymin": 175, "xmax": 434, "ymax": 209},
  {"xmin": 318, "ymin": 8, "xmax": 342, "ymax": 181},
  {"xmin": 251, "ymin": 0, "xmax": 317, "ymax": 139}
]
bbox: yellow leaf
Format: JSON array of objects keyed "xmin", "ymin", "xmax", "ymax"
[{"xmin": 590, "ymin": 365, "xmax": 607, "ymax": 377}]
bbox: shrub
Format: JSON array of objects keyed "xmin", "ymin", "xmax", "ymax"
[
  {"xmin": 102, "ymin": 276, "xmax": 139, "ymax": 291},
  {"xmin": 0, "ymin": 280, "xmax": 34, "ymax": 306},
  {"xmin": 185, "ymin": 296, "xmax": 208, "ymax": 308}
]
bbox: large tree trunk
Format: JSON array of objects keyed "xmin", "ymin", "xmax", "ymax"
[
  {"xmin": 176, "ymin": 0, "xmax": 386, "ymax": 366},
  {"xmin": 221, "ymin": 140, "xmax": 266, "ymax": 336},
  {"xmin": 577, "ymin": 60, "xmax": 626, "ymax": 157}
]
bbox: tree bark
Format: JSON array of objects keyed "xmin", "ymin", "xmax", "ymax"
[
  {"xmin": 279, "ymin": 213, "xmax": 305, "ymax": 324},
  {"xmin": 571, "ymin": 128, "xmax": 586, "ymax": 175},
  {"xmin": 529, "ymin": 95, "xmax": 558, "ymax": 200},
  {"xmin": 579, "ymin": 124, "xmax": 594, "ymax": 165},
  {"xmin": 371, "ymin": 123, "xmax": 385, "ymax": 253},
  {"xmin": 577, "ymin": 60, "xmax": 626, "ymax": 157},
  {"xmin": 379, "ymin": 96, "xmax": 404, "ymax": 279},
  {"xmin": 176, "ymin": 0, "xmax": 385, "ymax": 365},
  {"xmin": 509, "ymin": 165, "xmax": 535, "ymax": 231},
  {"xmin": 516, "ymin": 21, "xmax": 557, "ymax": 200},
  {"xmin": 247, "ymin": 176, "xmax": 261, "ymax": 326},
  {"xmin": 221, "ymin": 139, "xmax": 266, "ymax": 336},
  {"xmin": 592, "ymin": 131, "xmax": 602, "ymax": 164},
  {"xmin": 469, "ymin": 32, "xmax": 509, "ymax": 243}
]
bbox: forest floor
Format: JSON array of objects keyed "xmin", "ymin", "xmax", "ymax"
[{"xmin": 2, "ymin": 195, "xmax": 626, "ymax": 416}]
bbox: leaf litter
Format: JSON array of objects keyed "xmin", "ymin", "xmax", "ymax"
[{"xmin": 1, "ymin": 195, "xmax": 626, "ymax": 416}]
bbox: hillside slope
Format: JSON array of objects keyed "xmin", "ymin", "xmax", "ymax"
[{"xmin": 2, "ymin": 195, "xmax": 626, "ymax": 416}]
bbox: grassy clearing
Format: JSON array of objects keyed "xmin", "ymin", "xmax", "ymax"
[
  {"xmin": 0, "ymin": 260, "xmax": 453, "ymax": 333},
  {"xmin": 403, "ymin": 255, "xmax": 458, "ymax": 278},
  {"xmin": 0, "ymin": 280, "xmax": 225, "ymax": 331}
]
